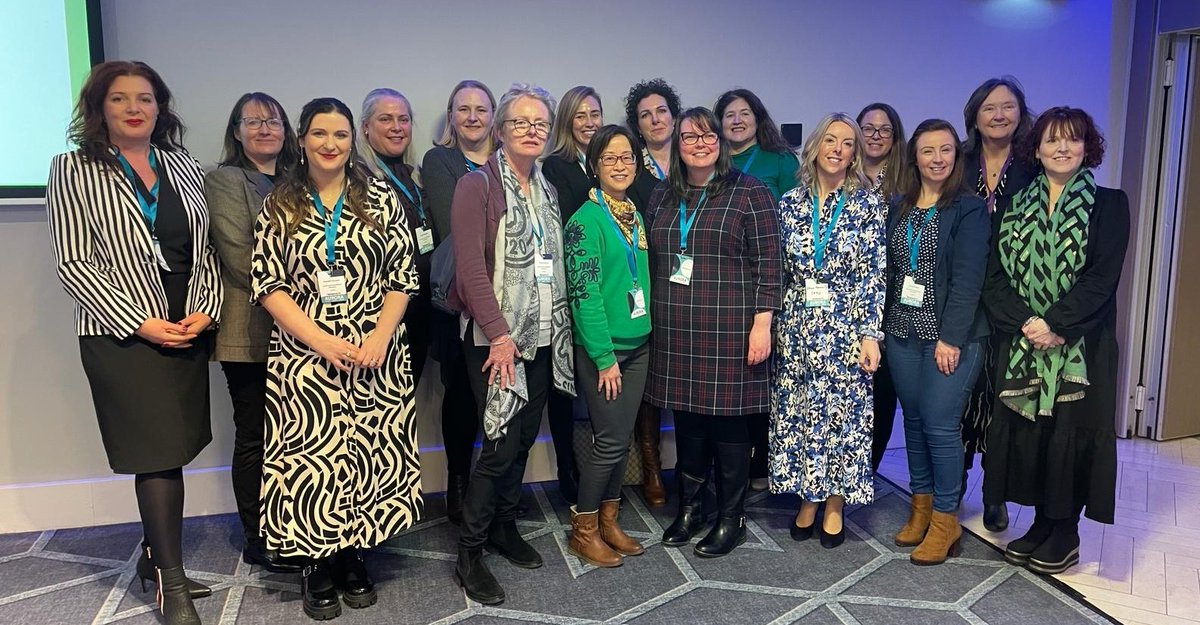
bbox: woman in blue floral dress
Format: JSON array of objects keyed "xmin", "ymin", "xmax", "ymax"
[{"xmin": 770, "ymin": 113, "xmax": 887, "ymax": 548}]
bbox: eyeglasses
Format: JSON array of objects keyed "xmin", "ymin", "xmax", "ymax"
[
  {"xmin": 860, "ymin": 125, "xmax": 893, "ymax": 139},
  {"xmin": 599, "ymin": 153, "xmax": 636, "ymax": 167},
  {"xmin": 241, "ymin": 117, "xmax": 283, "ymax": 130},
  {"xmin": 680, "ymin": 132, "xmax": 719, "ymax": 146},
  {"xmin": 504, "ymin": 119, "xmax": 551, "ymax": 137}
]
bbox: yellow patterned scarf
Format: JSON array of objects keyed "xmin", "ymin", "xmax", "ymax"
[{"xmin": 590, "ymin": 188, "xmax": 647, "ymax": 249}]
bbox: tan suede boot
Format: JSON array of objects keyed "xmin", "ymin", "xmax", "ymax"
[
  {"xmin": 911, "ymin": 510, "xmax": 963, "ymax": 565},
  {"xmin": 569, "ymin": 507, "xmax": 623, "ymax": 567},
  {"xmin": 636, "ymin": 403, "xmax": 666, "ymax": 506},
  {"xmin": 894, "ymin": 493, "xmax": 933, "ymax": 547},
  {"xmin": 599, "ymin": 499, "xmax": 645, "ymax": 556}
]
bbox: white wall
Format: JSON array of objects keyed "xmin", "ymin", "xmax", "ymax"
[{"xmin": 0, "ymin": 0, "xmax": 1130, "ymax": 532}]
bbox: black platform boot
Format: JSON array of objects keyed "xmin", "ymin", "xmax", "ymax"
[
  {"xmin": 1004, "ymin": 506, "xmax": 1055, "ymax": 566},
  {"xmin": 1028, "ymin": 513, "xmax": 1081, "ymax": 575},
  {"xmin": 330, "ymin": 548, "xmax": 377, "ymax": 609},
  {"xmin": 454, "ymin": 545, "xmax": 505, "ymax": 605},
  {"xmin": 695, "ymin": 441, "xmax": 751, "ymax": 558},
  {"xmin": 302, "ymin": 559, "xmax": 341, "ymax": 620}
]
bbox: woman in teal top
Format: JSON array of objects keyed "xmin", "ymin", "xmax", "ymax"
[
  {"xmin": 716, "ymin": 88, "xmax": 800, "ymax": 202},
  {"xmin": 563, "ymin": 125, "xmax": 652, "ymax": 568}
]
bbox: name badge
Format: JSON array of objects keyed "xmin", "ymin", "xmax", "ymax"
[
  {"xmin": 151, "ymin": 238, "xmax": 171, "ymax": 272},
  {"xmin": 669, "ymin": 254, "xmax": 694, "ymax": 285},
  {"xmin": 415, "ymin": 226, "xmax": 435, "ymax": 255},
  {"xmin": 535, "ymin": 254, "xmax": 555, "ymax": 284},
  {"xmin": 804, "ymin": 278, "xmax": 831, "ymax": 308},
  {"xmin": 318, "ymin": 268, "xmax": 349, "ymax": 303},
  {"xmin": 628, "ymin": 287, "xmax": 647, "ymax": 319},
  {"xmin": 900, "ymin": 275, "xmax": 926, "ymax": 307}
]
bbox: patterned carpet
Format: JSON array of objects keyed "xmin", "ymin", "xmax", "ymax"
[{"xmin": 0, "ymin": 477, "xmax": 1117, "ymax": 625}]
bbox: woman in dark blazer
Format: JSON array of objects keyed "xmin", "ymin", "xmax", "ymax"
[
  {"xmin": 983, "ymin": 107, "xmax": 1129, "ymax": 575},
  {"xmin": 46, "ymin": 61, "xmax": 222, "ymax": 625},
  {"xmin": 885, "ymin": 119, "xmax": 990, "ymax": 566},
  {"xmin": 647, "ymin": 107, "xmax": 782, "ymax": 558},
  {"xmin": 205, "ymin": 91, "xmax": 302, "ymax": 574},
  {"xmin": 421, "ymin": 79, "xmax": 497, "ymax": 524}
]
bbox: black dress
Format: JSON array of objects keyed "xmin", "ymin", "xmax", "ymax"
[
  {"xmin": 79, "ymin": 163, "xmax": 213, "ymax": 474},
  {"xmin": 380, "ymin": 155, "xmax": 431, "ymax": 387},
  {"xmin": 981, "ymin": 187, "xmax": 1129, "ymax": 524},
  {"xmin": 541, "ymin": 153, "xmax": 592, "ymax": 222}
]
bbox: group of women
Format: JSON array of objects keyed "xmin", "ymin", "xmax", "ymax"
[{"xmin": 46, "ymin": 60, "xmax": 1129, "ymax": 624}]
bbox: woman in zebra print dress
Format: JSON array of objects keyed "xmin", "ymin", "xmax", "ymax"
[{"xmin": 251, "ymin": 98, "xmax": 421, "ymax": 621}]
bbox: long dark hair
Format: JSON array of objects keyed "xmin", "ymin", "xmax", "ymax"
[
  {"xmin": 67, "ymin": 60, "xmax": 186, "ymax": 167},
  {"xmin": 856, "ymin": 102, "xmax": 907, "ymax": 199},
  {"xmin": 584, "ymin": 125, "xmax": 644, "ymax": 186},
  {"xmin": 962, "ymin": 75, "xmax": 1035, "ymax": 156},
  {"xmin": 218, "ymin": 92, "xmax": 299, "ymax": 173},
  {"xmin": 714, "ymin": 88, "xmax": 790, "ymax": 153},
  {"xmin": 898, "ymin": 119, "xmax": 967, "ymax": 220},
  {"xmin": 263, "ymin": 98, "xmax": 376, "ymax": 236},
  {"xmin": 667, "ymin": 107, "xmax": 734, "ymax": 201}
]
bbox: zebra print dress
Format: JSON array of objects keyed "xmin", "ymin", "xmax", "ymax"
[{"xmin": 251, "ymin": 179, "xmax": 422, "ymax": 558}]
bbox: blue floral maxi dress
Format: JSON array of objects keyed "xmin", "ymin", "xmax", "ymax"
[{"xmin": 769, "ymin": 184, "xmax": 887, "ymax": 504}]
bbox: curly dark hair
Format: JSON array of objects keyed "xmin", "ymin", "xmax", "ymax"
[
  {"xmin": 714, "ymin": 88, "xmax": 790, "ymax": 153},
  {"xmin": 623, "ymin": 78, "xmax": 681, "ymax": 144},
  {"xmin": 67, "ymin": 60, "xmax": 187, "ymax": 167},
  {"xmin": 1018, "ymin": 106, "xmax": 1106, "ymax": 170}
]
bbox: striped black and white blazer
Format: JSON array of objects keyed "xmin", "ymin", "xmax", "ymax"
[{"xmin": 46, "ymin": 147, "xmax": 223, "ymax": 338}]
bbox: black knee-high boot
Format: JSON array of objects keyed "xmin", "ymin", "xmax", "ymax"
[
  {"xmin": 694, "ymin": 441, "xmax": 750, "ymax": 557},
  {"xmin": 662, "ymin": 432, "xmax": 710, "ymax": 546}
]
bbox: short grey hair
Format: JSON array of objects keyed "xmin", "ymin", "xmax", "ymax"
[{"xmin": 492, "ymin": 83, "xmax": 557, "ymax": 144}]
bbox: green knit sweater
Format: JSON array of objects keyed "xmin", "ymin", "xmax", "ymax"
[
  {"xmin": 732, "ymin": 145, "xmax": 800, "ymax": 201},
  {"xmin": 564, "ymin": 198, "xmax": 652, "ymax": 370}
]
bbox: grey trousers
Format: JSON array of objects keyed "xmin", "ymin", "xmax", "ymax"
[{"xmin": 574, "ymin": 342, "xmax": 650, "ymax": 512}]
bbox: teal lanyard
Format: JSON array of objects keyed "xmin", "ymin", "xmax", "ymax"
[
  {"xmin": 115, "ymin": 149, "xmax": 161, "ymax": 233},
  {"xmin": 739, "ymin": 146, "xmax": 760, "ymax": 173},
  {"xmin": 810, "ymin": 189, "xmax": 845, "ymax": 270},
  {"xmin": 595, "ymin": 190, "xmax": 641, "ymax": 287},
  {"xmin": 312, "ymin": 187, "xmax": 346, "ymax": 267},
  {"xmin": 464, "ymin": 156, "xmax": 477, "ymax": 172},
  {"xmin": 646, "ymin": 151, "xmax": 664, "ymax": 179},
  {"xmin": 678, "ymin": 188, "xmax": 707, "ymax": 253},
  {"xmin": 906, "ymin": 207, "xmax": 937, "ymax": 272},
  {"xmin": 374, "ymin": 153, "xmax": 426, "ymax": 224}
]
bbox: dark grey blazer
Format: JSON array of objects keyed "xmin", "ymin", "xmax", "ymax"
[{"xmin": 205, "ymin": 165, "xmax": 275, "ymax": 362}]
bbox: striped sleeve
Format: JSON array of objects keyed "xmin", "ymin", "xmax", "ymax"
[
  {"xmin": 45, "ymin": 153, "xmax": 148, "ymax": 338},
  {"xmin": 173, "ymin": 154, "xmax": 223, "ymax": 324}
]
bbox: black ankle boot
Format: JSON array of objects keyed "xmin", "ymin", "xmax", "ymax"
[
  {"xmin": 662, "ymin": 472, "xmax": 708, "ymax": 546},
  {"xmin": 137, "ymin": 542, "xmax": 211, "ymax": 598},
  {"xmin": 485, "ymin": 519, "xmax": 543, "ymax": 568},
  {"xmin": 446, "ymin": 474, "xmax": 469, "ymax": 525},
  {"xmin": 695, "ymin": 442, "xmax": 750, "ymax": 558},
  {"xmin": 1004, "ymin": 507, "xmax": 1055, "ymax": 566},
  {"xmin": 302, "ymin": 559, "xmax": 342, "ymax": 620},
  {"xmin": 455, "ymin": 546, "xmax": 504, "ymax": 605},
  {"xmin": 330, "ymin": 548, "xmax": 377, "ymax": 609},
  {"xmin": 156, "ymin": 565, "xmax": 201, "ymax": 625},
  {"xmin": 1028, "ymin": 516, "xmax": 1081, "ymax": 575},
  {"xmin": 983, "ymin": 503, "xmax": 1010, "ymax": 532}
]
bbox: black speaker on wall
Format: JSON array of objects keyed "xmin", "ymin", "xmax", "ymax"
[{"xmin": 781, "ymin": 123, "xmax": 804, "ymax": 148}]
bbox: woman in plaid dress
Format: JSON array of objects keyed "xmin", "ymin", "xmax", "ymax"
[{"xmin": 645, "ymin": 107, "xmax": 782, "ymax": 558}]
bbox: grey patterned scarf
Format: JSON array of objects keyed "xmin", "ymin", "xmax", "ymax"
[{"xmin": 482, "ymin": 150, "xmax": 575, "ymax": 440}]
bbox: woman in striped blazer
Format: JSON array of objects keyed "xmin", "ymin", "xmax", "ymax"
[{"xmin": 46, "ymin": 61, "xmax": 222, "ymax": 625}]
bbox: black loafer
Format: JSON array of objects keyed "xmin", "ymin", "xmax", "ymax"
[{"xmin": 243, "ymin": 542, "xmax": 304, "ymax": 574}]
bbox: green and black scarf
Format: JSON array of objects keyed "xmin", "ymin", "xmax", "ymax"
[{"xmin": 997, "ymin": 169, "xmax": 1095, "ymax": 419}]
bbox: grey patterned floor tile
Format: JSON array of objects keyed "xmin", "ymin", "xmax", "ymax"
[
  {"xmin": 0, "ymin": 556, "xmax": 113, "ymax": 598},
  {"xmin": 0, "ymin": 579, "xmax": 116, "ymax": 624},
  {"xmin": 0, "ymin": 530, "xmax": 40, "ymax": 558},
  {"xmin": 843, "ymin": 602, "xmax": 971, "ymax": 624},
  {"xmin": 43, "ymin": 524, "xmax": 141, "ymax": 562},
  {"xmin": 626, "ymin": 587, "xmax": 806, "ymax": 625},
  {"xmin": 969, "ymin": 575, "xmax": 1106, "ymax": 625},
  {"xmin": 787, "ymin": 604, "xmax": 846, "ymax": 625},
  {"xmin": 843, "ymin": 559, "xmax": 997, "ymax": 603}
]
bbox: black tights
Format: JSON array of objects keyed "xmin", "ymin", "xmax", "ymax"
[{"xmin": 135, "ymin": 468, "xmax": 185, "ymax": 569}]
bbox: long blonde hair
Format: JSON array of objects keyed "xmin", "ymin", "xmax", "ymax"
[
  {"xmin": 547, "ymin": 85, "xmax": 600, "ymax": 161},
  {"xmin": 796, "ymin": 113, "xmax": 871, "ymax": 193}
]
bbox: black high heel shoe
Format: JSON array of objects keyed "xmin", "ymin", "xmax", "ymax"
[{"xmin": 137, "ymin": 544, "xmax": 211, "ymax": 599}]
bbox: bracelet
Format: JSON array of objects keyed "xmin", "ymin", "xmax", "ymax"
[{"xmin": 1022, "ymin": 316, "xmax": 1040, "ymax": 329}]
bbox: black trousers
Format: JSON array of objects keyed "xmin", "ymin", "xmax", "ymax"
[
  {"xmin": 673, "ymin": 410, "xmax": 753, "ymax": 476},
  {"xmin": 871, "ymin": 353, "xmax": 899, "ymax": 472},
  {"xmin": 458, "ymin": 341, "xmax": 551, "ymax": 549},
  {"xmin": 405, "ymin": 295, "xmax": 432, "ymax": 389},
  {"xmin": 433, "ymin": 311, "xmax": 480, "ymax": 477},
  {"xmin": 220, "ymin": 361, "xmax": 268, "ymax": 543},
  {"xmin": 574, "ymin": 344, "xmax": 649, "ymax": 511}
]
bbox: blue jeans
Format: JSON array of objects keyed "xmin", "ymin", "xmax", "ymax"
[{"xmin": 886, "ymin": 335, "xmax": 984, "ymax": 513}]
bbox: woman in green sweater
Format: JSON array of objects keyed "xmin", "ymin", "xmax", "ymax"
[
  {"xmin": 563, "ymin": 125, "xmax": 652, "ymax": 567},
  {"xmin": 715, "ymin": 88, "xmax": 800, "ymax": 202}
]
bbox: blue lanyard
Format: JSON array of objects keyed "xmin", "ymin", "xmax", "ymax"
[
  {"xmin": 810, "ymin": 189, "xmax": 845, "ymax": 270},
  {"xmin": 595, "ymin": 191, "xmax": 641, "ymax": 287},
  {"xmin": 115, "ymin": 149, "xmax": 161, "ymax": 233},
  {"xmin": 312, "ymin": 187, "xmax": 346, "ymax": 267},
  {"xmin": 906, "ymin": 207, "xmax": 937, "ymax": 272},
  {"xmin": 739, "ymin": 146, "xmax": 760, "ymax": 173},
  {"xmin": 678, "ymin": 187, "xmax": 707, "ymax": 253},
  {"xmin": 374, "ymin": 154, "xmax": 426, "ymax": 224},
  {"xmin": 646, "ymin": 151, "xmax": 664, "ymax": 180},
  {"xmin": 464, "ymin": 156, "xmax": 477, "ymax": 172}
]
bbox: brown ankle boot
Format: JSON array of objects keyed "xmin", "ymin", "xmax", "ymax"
[
  {"xmin": 911, "ymin": 510, "xmax": 963, "ymax": 565},
  {"xmin": 895, "ymin": 493, "xmax": 933, "ymax": 546},
  {"xmin": 569, "ymin": 507, "xmax": 623, "ymax": 567},
  {"xmin": 636, "ymin": 403, "xmax": 666, "ymax": 506},
  {"xmin": 599, "ymin": 499, "xmax": 644, "ymax": 556}
]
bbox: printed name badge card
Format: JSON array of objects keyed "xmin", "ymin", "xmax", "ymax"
[
  {"xmin": 415, "ymin": 226, "xmax": 435, "ymax": 255},
  {"xmin": 535, "ymin": 254, "xmax": 555, "ymax": 284},
  {"xmin": 804, "ymin": 278, "xmax": 831, "ymax": 309},
  {"xmin": 628, "ymin": 287, "xmax": 647, "ymax": 318},
  {"xmin": 669, "ymin": 254, "xmax": 694, "ymax": 285},
  {"xmin": 900, "ymin": 276, "xmax": 926, "ymax": 307},
  {"xmin": 318, "ymin": 268, "xmax": 348, "ymax": 303},
  {"xmin": 151, "ymin": 239, "xmax": 171, "ymax": 271}
]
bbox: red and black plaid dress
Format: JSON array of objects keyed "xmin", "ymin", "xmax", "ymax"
[{"xmin": 644, "ymin": 172, "xmax": 782, "ymax": 416}]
